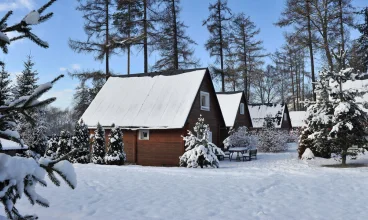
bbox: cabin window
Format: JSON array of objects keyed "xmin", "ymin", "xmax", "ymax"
[
  {"xmin": 139, "ymin": 130, "xmax": 150, "ymax": 140},
  {"xmin": 200, "ymin": 91, "xmax": 210, "ymax": 111},
  {"xmin": 240, "ymin": 103, "xmax": 245, "ymax": 115},
  {"xmin": 284, "ymin": 113, "xmax": 288, "ymax": 122}
]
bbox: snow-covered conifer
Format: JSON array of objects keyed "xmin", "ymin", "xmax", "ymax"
[
  {"xmin": 92, "ymin": 123, "xmax": 105, "ymax": 164},
  {"xmin": 56, "ymin": 130, "xmax": 72, "ymax": 161},
  {"xmin": 45, "ymin": 134, "xmax": 59, "ymax": 158},
  {"xmin": 0, "ymin": 63, "xmax": 11, "ymax": 106},
  {"xmin": 104, "ymin": 124, "xmax": 126, "ymax": 165},
  {"xmin": 179, "ymin": 116, "xmax": 224, "ymax": 168},
  {"xmin": 72, "ymin": 120, "xmax": 90, "ymax": 164}
]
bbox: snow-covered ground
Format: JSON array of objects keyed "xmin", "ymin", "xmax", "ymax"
[{"xmin": 7, "ymin": 144, "xmax": 368, "ymax": 220}]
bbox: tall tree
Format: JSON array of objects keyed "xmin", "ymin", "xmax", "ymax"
[
  {"xmin": 356, "ymin": 7, "xmax": 368, "ymax": 73},
  {"xmin": 230, "ymin": 13, "xmax": 266, "ymax": 99},
  {"xmin": 0, "ymin": 63, "xmax": 11, "ymax": 106},
  {"xmin": 14, "ymin": 55, "xmax": 38, "ymax": 99},
  {"xmin": 203, "ymin": 0, "xmax": 232, "ymax": 92},
  {"xmin": 69, "ymin": 0, "xmax": 116, "ymax": 79},
  {"xmin": 276, "ymin": 0, "xmax": 317, "ymax": 101},
  {"xmin": 152, "ymin": 0, "xmax": 199, "ymax": 70}
]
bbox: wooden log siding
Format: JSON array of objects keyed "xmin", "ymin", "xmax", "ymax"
[
  {"xmin": 233, "ymin": 93, "xmax": 252, "ymax": 129},
  {"xmin": 186, "ymin": 71, "xmax": 226, "ymax": 148}
]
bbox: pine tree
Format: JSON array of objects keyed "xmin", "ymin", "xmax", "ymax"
[
  {"xmin": 29, "ymin": 108, "xmax": 49, "ymax": 157},
  {"xmin": 356, "ymin": 7, "xmax": 368, "ymax": 73},
  {"xmin": 104, "ymin": 124, "xmax": 126, "ymax": 165},
  {"xmin": 0, "ymin": 63, "xmax": 11, "ymax": 106},
  {"xmin": 73, "ymin": 81, "xmax": 92, "ymax": 119},
  {"xmin": 179, "ymin": 116, "xmax": 224, "ymax": 168},
  {"xmin": 0, "ymin": 2, "xmax": 78, "ymax": 219},
  {"xmin": 92, "ymin": 123, "xmax": 106, "ymax": 164},
  {"xmin": 45, "ymin": 134, "xmax": 59, "ymax": 158},
  {"xmin": 72, "ymin": 120, "xmax": 91, "ymax": 163},
  {"xmin": 69, "ymin": 0, "xmax": 116, "ymax": 80},
  {"xmin": 230, "ymin": 13, "xmax": 266, "ymax": 98},
  {"xmin": 203, "ymin": 0, "xmax": 232, "ymax": 92},
  {"xmin": 151, "ymin": 0, "xmax": 199, "ymax": 70},
  {"xmin": 14, "ymin": 55, "xmax": 38, "ymax": 98},
  {"xmin": 56, "ymin": 130, "xmax": 72, "ymax": 161},
  {"xmin": 113, "ymin": 0, "xmax": 144, "ymax": 74}
]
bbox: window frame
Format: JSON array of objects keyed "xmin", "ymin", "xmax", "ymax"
[
  {"xmin": 139, "ymin": 129, "xmax": 150, "ymax": 140},
  {"xmin": 240, "ymin": 103, "xmax": 245, "ymax": 115},
  {"xmin": 200, "ymin": 91, "xmax": 210, "ymax": 111}
]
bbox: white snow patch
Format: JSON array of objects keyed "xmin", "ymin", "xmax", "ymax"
[
  {"xmin": 301, "ymin": 148, "xmax": 314, "ymax": 160},
  {"xmin": 0, "ymin": 138, "xmax": 28, "ymax": 150},
  {"xmin": 22, "ymin": 10, "xmax": 40, "ymax": 25}
]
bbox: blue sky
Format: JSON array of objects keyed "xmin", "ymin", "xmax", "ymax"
[{"xmin": 0, "ymin": 0, "xmax": 366, "ymax": 109}]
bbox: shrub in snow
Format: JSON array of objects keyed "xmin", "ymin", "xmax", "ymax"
[
  {"xmin": 179, "ymin": 116, "xmax": 224, "ymax": 168},
  {"xmin": 301, "ymin": 148, "xmax": 315, "ymax": 160},
  {"xmin": 45, "ymin": 134, "xmax": 58, "ymax": 158},
  {"xmin": 223, "ymin": 126, "xmax": 257, "ymax": 149},
  {"xmin": 92, "ymin": 123, "xmax": 106, "ymax": 164},
  {"xmin": 257, "ymin": 115, "xmax": 288, "ymax": 153},
  {"xmin": 56, "ymin": 130, "xmax": 72, "ymax": 161},
  {"xmin": 72, "ymin": 120, "xmax": 90, "ymax": 164},
  {"xmin": 104, "ymin": 124, "xmax": 126, "ymax": 165}
]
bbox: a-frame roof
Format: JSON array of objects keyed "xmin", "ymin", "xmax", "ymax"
[
  {"xmin": 216, "ymin": 91, "xmax": 244, "ymax": 127},
  {"xmin": 81, "ymin": 69, "xmax": 207, "ymax": 129}
]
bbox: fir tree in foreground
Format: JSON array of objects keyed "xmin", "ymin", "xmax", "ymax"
[
  {"xmin": 92, "ymin": 123, "xmax": 106, "ymax": 164},
  {"xmin": 72, "ymin": 120, "xmax": 91, "ymax": 164},
  {"xmin": 179, "ymin": 116, "xmax": 224, "ymax": 168},
  {"xmin": 104, "ymin": 124, "xmax": 126, "ymax": 165}
]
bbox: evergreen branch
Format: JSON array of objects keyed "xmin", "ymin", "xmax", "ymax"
[
  {"xmin": 38, "ymin": 13, "xmax": 54, "ymax": 24},
  {"xmin": 10, "ymin": 35, "xmax": 27, "ymax": 42},
  {"xmin": 38, "ymin": 0, "xmax": 57, "ymax": 14},
  {"xmin": 0, "ymin": 11, "xmax": 13, "ymax": 27}
]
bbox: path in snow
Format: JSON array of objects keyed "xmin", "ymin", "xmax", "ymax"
[{"xmin": 8, "ymin": 146, "xmax": 368, "ymax": 220}]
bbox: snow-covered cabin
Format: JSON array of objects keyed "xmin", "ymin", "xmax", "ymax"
[
  {"xmin": 216, "ymin": 91, "xmax": 252, "ymax": 129},
  {"xmin": 248, "ymin": 104, "xmax": 292, "ymax": 129},
  {"xmin": 0, "ymin": 138, "xmax": 28, "ymax": 156},
  {"xmin": 289, "ymin": 111, "xmax": 307, "ymax": 128},
  {"xmin": 81, "ymin": 68, "xmax": 226, "ymax": 166}
]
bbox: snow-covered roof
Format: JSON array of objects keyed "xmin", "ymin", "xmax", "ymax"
[
  {"xmin": 248, "ymin": 104, "xmax": 285, "ymax": 128},
  {"xmin": 216, "ymin": 92, "xmax": 243, "ymax": 127},
  {"xmin": 82, "ymin": 69, "xmax": 207, "ymax": 129},
  {"xmin": 289, "ymin": 111, "xmax": 307, "ymax": 128},
  {"xmin": 0, "ymin": 138, "xmax": 28, "ymax": 151}
]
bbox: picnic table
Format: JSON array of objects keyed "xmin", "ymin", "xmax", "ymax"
[{"xmin": 228, "ymin": 147, "xmax": 249, "ymax": 161}]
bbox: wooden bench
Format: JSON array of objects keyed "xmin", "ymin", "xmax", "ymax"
[{"xmin": 243, "ymin": 149, "xmax": 257, "ymax": 161}]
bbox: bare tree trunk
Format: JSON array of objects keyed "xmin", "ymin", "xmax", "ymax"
[
  {"xmin": 172, "ymin": 0, "xmax": 179, "ymax": 69},
  {"xmin": 143, "ymin": 0, "xmax": 148, "ymax": 73},
  {"xmin": 242, "ymin": 25, "xmax": 248, "ymax": 98},
  {"xmin": 218, "ymin": 1, "xmax": 225, "ymax": 92},
  {"xmin": 306, "ymin": 0, "xmax": 316, "ymax": 101},
  {"xmin": 296, "ymin": 59, "xmax": 300, "ymax": 111},
  {"xmin": 291, "ymin": 65, "xmax": 296, "ymax": 110},
  {"xmin": 338, "ymin": 0, "xmax": 346, "ymax": 69},
  {"xmin": 127, "ymin": 3, "xmax": 131, "ymax": 75},
  {"xmin": 105, "ymin": 0, "xmax": 110, "ymax": 80}
]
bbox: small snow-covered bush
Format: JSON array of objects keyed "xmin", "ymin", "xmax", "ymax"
[
  {"xmin": 72, "ymin": 120, "xmax": 90, "ymax": 164},
  {"xmin": 223, "ymin": 126, "xmax": 253, "ymax": 149},
  {"xmin": 257, "ymin": 115, "xmax": 288, "ymax": 153},
  {"xmin": 301, "ymin": 148, "xmax": 314, "ymax": 160},
  {"xmin": 179, "ymin": 116, "xmax": 224, "ymax": 168},
  {"xmin": 104, "ymin": 124, "xmax": 126, "ymax": 165},
  {"xmin": 45, "ymin": 134, "xmax": 58, "ymax": 158}
]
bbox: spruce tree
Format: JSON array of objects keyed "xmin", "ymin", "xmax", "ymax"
[
  {"xmin": 0, "ymin": 63, "xmax": 11, "ymax": 106},
  {"xmin": 356, "ymin": 7, "xmax": 368, "ymax": 73},
  {"xmin": 72, "ymin": 120, "xmax": 91, "ymax": 164},
  {"xmin": 14, "ymin": 55, "xmax": 38, "ymax": 99},
  {"xmin": 92, "ymin": 123, "xmax": 106, "ymax": 164},
  {"xmin": 179, "ymin": 116, "xmax": 224, "ymax": 168},
  {"xmin": 203, "ymin": 0, "xmax": 232, "ymax": 92},
  {"xmin": 104, "ymin": 124, "xmax": 126, "ymax": 165},
  {"xmin": 151, "ymin": 0, "xmax": 199, "ymax": 70},
  {"xmin": 0, "ymin": 2, "xmax": 78, "ymax": 219},
  {"xmin": 56, "ymin": 130, "xmax": 72, "ymax": 161},
  {"xmin": 45, "ymin": 134, "xmax": 59, "ymax": 158}
]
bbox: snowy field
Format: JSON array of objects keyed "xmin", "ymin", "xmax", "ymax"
[{"xmin": 7, "ymin": 144, "xmax": 368, "ymax": 220}]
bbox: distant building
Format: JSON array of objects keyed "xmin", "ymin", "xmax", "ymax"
[
  {"xmin": 216, "ymin": 91, "xmax": 252, "ymax": 129},
  {"xmin": 248, "ymin": 103, "xmax": 292, "ymax": 129},
  {"xmin": 81, "ymin": 68, "xmax": 227, "ymax": 166}
]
